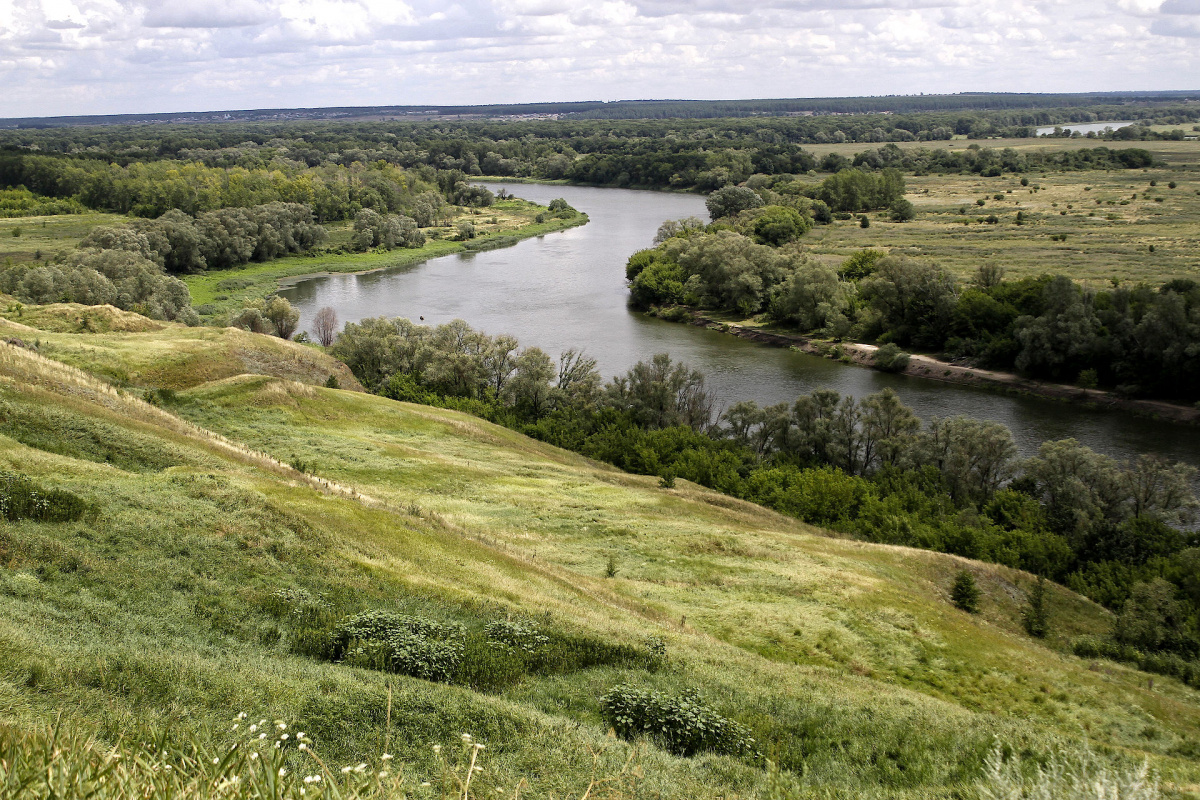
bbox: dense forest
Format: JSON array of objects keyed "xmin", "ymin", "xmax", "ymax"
[{"xmin": 327, "ymin": 316, "xmax": 1200, "ymax": 685}]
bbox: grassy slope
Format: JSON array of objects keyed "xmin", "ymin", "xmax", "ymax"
[
  {"xmin": 0, "ymin": 301, "xmax": 362, "ymax": 391},
  {"xmin": 1, "ymin": 312, "xmax": 1199, "ymax": 798}
]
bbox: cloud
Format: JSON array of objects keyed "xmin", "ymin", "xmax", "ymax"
[
  {"xmin": 1152, "ymin": 16, "xmax": 1200, "ymax": 33},
  {"xmin": 142, "ymin": 0, "xmax": 276, "ymax": 28},
  {"xmin": 0, "ymin": 0, "xmax": 1196, "ymax": 117}
]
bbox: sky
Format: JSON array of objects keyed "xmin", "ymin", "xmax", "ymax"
[{"xmin": 1, "ymin": 0, "xmax": 1199, "ymax": 118}]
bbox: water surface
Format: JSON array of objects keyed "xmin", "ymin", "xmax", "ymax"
[{"xmin": 281, "ymin": 182, "xmax": 1200, "ymax": 467}]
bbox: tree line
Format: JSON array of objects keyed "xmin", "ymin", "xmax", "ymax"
[
  {"xmin": 629, "ymin": 192, "xmax": 1200, "ymax": 403},
  {"xmin": 327, "ymin": 316, "xmax": 1200, "ymax": 670},
  {"xmin": 0, "ymin": 154, "xmax": 490, "ymax": 221},
  {"xmin": 0, "ymin": 114, "xmax": 1165, "ymax": 198}
]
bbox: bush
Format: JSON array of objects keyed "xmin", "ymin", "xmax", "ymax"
[
  {"xmin": 0, "ymin": 475, "xmax": 89, "ymax": 523},
  {"xmin": 600, "ymin": 684, "xmax": 758, "ymax": 759},
  {"xmin": 332, "ymin": 611, "xmax": 466, "ymax": 683},
  {"xmin": 951, "ymin": 571, "xmax": 980, "ymax": 613},
  {"xmin": 872, "ymin": 342, "xmax": 910, "ymax": 373}
]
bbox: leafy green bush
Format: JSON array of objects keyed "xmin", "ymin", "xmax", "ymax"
[
  {"xmin": 600, "ymin": 684, "xmax": 758, "ymax": 759},
  {"xmin": 0, "ymin": 475, "xmax": 88, "ymax": 523},
  {"xmin": 873, "ymin": 343, "xmax": 911, "ymax": 373},
  {"xmin": 485, "ymin": 620, "xmax": 549, "ymax": 653},
  {"xmin": 332, "ymin": 611, "xmax": 466, "ymax": 683}
]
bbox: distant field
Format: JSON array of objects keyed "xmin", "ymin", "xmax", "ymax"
[
  {"xmin": 798, "ymin": 136, "xmax": 1200, "ymax": 167},
  {"xmin": 800, "ymin": 167, "xmax": 1200, "ymax": 285},
  {"xmin": 0, "ymin": 213, "xmax": 126, "ymax": 264}
]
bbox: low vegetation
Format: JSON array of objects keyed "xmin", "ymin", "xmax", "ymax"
[{"xmin": 1, "ymin": 311, "xmax": 1198, "ymax": 797}]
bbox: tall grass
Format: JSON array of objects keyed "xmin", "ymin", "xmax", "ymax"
[{"xmin": 976, "ymin": 743, "xmax": 1161, "ymax": 800}]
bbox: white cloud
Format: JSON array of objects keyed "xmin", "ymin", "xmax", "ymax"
[{"xmin": 0, "ymin": 0, "xmax": 1196, "ymax": 117}]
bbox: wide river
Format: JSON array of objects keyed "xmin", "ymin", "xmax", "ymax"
[{"xmin": 281, "ymin": 183, "xmax": 1200, "ymax": 467}]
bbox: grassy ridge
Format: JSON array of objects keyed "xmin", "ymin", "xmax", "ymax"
[{"xmin": 1, "ymin": 313, "xmax": 1199, "ymax": 797}]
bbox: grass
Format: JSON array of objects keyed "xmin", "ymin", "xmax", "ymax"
[
  {"xmin": 0, "ymin": 213, "xmax": 127, "ymax": 265},
  {"xmin": 797, "ymin": 136, "xmax": 1200, "ymax": 168},
  {"xmin": 798, "ymin": 167, "xmax": 1200, "ymax": 286},
  {"xmin": 1, "ymin": 311, "xmax": 1200, "ymax": 797}
]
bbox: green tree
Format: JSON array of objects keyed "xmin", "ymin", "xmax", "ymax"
[
  {"xmin": 705, "ymin": 185, "xmax": 764, "ymax": 220},
  {"xmin": 951, "ymin": 571, "xmax": 981, "ymax": 613},
  {"xmin": 1023, "ymin": 576, "xmax": 1050, "ymax": 638}
]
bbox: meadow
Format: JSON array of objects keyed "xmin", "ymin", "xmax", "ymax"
[
  {"xmin": 1, "ymin": 303, "xmax": 1199, "ymax": 798},
  {"xmin": 797, "ymin": 166, "xmax": 1200, "ymax": 286}
]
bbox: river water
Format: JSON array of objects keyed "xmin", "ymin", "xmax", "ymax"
[
  {"xmin": 280, "ymin": 182, "xmax": 1200, "ymax": 466},
  {"xmin": 1034, "ymin": 121, "xmax": 1135, "ymax": 136}
]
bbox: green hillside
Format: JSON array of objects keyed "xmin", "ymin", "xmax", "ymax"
[{"xmin": 1, "ymin": 308, "xmax": 1198, "ymax": 798}]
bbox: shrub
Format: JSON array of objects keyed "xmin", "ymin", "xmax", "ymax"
[
  {"xmin": 951, "ymin": 571, "xmax": 980, "ymax": 613},
  {"xmin": 332, "ymin": 611, "xmax": 465, "ymax": 683},
  {"xmin": 872, "ymin": 343, "xmax": 910, "ymax": 373},
  {"xmin": 0, "ymin": 475, "xmax": 89, "ymax": 523},
  {"xmin": 485, "ymin": 619, "xmax": 549, "ymax": 654},
  {"xmin": 600, "ymin": 684, "xmax": 759, "ymax": 759}
]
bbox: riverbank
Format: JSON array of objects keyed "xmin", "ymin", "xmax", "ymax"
[
  {"xmin": 186, "ymin": 204, "xmax": 588, "ymax": 316},
  {"xmin": 683, "ymin": 310, "xmax": 1200, "ymax": 425}
]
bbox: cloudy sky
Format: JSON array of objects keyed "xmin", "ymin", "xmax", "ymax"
[{"xmin": 2, "ymin": 0, "xmax": 1199, "ymax": 118}]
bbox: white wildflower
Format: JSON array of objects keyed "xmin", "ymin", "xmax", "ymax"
[
  {"xmin": 249, "ymin": 724, "xmax": 258, "ymax": 733},
  {"xmin": 381, "ymin": 753, "xmax": 393, "ymax": 761}
]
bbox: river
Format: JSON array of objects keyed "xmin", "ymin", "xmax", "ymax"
[
  {"xmin": 1034, "ymin": 121, "xmax": 1135, "ymax": 136},
  {"xmin": 280, "ymin": 182, "xmax": 1200, "ymax": 467}
]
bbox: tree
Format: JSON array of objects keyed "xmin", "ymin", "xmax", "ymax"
[
  {"xmin": 606, "ymin": 353, "xmax": 714, "ymax": 431},
  {"xmin": 312, "ymin": 306, "xmax": 339, "ymax": 347},
  {"xmin": 1023, "ymin": 576, "xmax": 1050, "ymax": 638},
  {"xmin": 951, "ymin": 571, "xmax": 981, "ymax": 613},
  {"xmin": 888, "ymin": 198, "xmax": 916, "ymax": 222},
  {"xmin": 1115, "ymin": 578, "xmax": 1188, "ymax": 652},
  {"xmin": 705, "ymin": 185, "xmax": 763, "ymax": 221},
  {"xmin": 263, "ymin": 296, "xmax": 300, "ymax": 340},
  {"xmin": 751, "ymin": 205, "xmax": 809, "ymax": 246}
]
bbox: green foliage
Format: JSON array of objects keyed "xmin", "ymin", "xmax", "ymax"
[
  {"xmin": 950, "ymin": 571, "xmax": 981, "ymax": 613},
  {"xmin": 705, "ymin": 185, "xmax": 764, "ymax": 220},
  {"xmin": 1023, "ymin": 576, "xmax": 1050, "ymax": 638},
  {"xmin": 872, "ymin": 343, "xmax": 910, "ymax": 373},
  {"xmin": 333, "ymin": 611, "xmax": 466, "ymax": 683},
  {"xmin": 888, "ymin": 197, "xmax": 916, "ymax": 222},
  {"xmin": 839, "ymin": 248, "xmax": 885, "ymax": 281},
  {"xmin": 751, "ymin": 205, "xmax": 810, "ymax": 246},
  {"xmin": 817, "ymin": 168, "xmax": 905, "ymax": 212},
  {"xmin": 0, "ymin": 475, "xmax": 89, "ymax": 523},
  {"xmin": 600, "ymin": 684, "xmax": 759, "ymax": 759}
]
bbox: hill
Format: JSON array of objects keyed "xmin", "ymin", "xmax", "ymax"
[{"xmin": 1, "ymin": 308, "xmax": 1199, "ymax": 798}]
